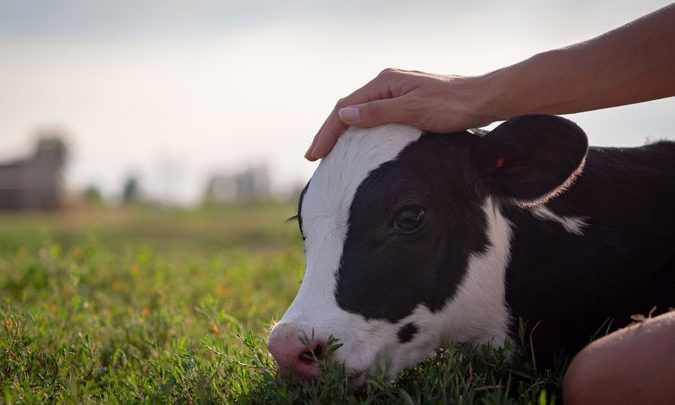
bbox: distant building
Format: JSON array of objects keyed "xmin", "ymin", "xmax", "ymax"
[
  {"xmin": 0, "ymin": 137, "xmax": 68, "ymax": 210},
  {"xmin": 203, "ymin": 164, "xmax": 271, "ymax": 204}
]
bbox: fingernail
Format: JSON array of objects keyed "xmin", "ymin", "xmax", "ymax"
[
  {"xmin": 339, "ymin": 107, "xmax": 360, "ymax": 123},
  {"xmin": 309, "ymin": 146, "xmax": 319, "ymax": 160}
]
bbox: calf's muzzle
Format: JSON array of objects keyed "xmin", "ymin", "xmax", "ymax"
[{"xmin": 267, "ymin": 323, "xmax": 327, "ymax": 380}]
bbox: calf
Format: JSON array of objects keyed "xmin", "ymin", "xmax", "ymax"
[{"xmin": 268, "ymin": 114, "xmax": 675, "ymax": 382}]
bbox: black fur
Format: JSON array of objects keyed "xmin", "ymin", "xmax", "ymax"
[
  {"xmin": 472, "ymin": 115, "xmax": 588, "ymax": 203},
  {"xmin": 297, "ymin": 181, "xmax": 310, "ymax": 240},
  {"xmin": 504, "ymin": 141, "xmax": 675, "ymax": 364},
  {"xmin": 397, "ymin": 322, "xmax": 419, "ymax": 344}
]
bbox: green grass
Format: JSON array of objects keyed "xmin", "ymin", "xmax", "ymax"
[{"xmin": 0, "ymin": 203, "xmax": 565, "ymax": 404}]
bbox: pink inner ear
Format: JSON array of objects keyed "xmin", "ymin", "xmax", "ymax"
[{"xmin": 495, "ymin": 157, "xmax": 505, "ymax": 169}]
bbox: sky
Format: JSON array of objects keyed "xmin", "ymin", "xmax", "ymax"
[{"xmin": 1, "ymin": 0, "xmax": 674, "ymax": 204}]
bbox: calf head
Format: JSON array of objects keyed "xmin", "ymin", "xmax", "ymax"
[{"xmin": 268, "ymin": 115, "xmax": 588, "ymax": 381}]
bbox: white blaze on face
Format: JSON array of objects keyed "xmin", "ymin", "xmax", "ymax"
[{"xmin": 274, "ymin": 124, "xmax": 423, "ymax": 372}]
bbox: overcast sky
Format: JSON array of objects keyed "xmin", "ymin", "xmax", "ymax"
[{"xmin": 1, "ymin": 0, "xmax": 673, "ymax": 203}]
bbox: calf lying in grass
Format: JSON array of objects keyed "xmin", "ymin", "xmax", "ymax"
[{"xmin": 269, "ymin": 114, "xmax": 675, "ymax": 382}]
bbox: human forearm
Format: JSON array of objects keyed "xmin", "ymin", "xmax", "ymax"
[
  {"xmin": 306, "ymin": 3, "xmax": 675, "ymax": 160},
  {"xmin": 485, "ymin": 3, "xmax": 675, "ymax": 120}
]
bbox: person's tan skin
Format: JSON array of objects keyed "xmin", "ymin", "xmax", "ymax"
[
  {"xmin": 305, "ymin": 3, "xmax": 675, "ymax": 403},
  {"xmin": 305, "ymin": 3, "xmax": 675, "ymax": 160},
  {"xmin": 563, "ymin": 311, "xmax": 675, "ymax": 405}
]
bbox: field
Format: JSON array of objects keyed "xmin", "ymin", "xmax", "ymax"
[{"xmin": 0, "ymin": 203, "xmax": 564, "ymax": 404}]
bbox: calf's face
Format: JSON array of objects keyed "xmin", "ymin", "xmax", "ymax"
[{"xmin": 268, "ymin": 115, "xmax": 588, "ymax": 381}]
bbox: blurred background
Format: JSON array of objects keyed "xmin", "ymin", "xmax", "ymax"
[
  {"xmin": 1, "ymin": 0, "xmax": 674, "ymax": 207},
  {"xmin": 1, "ymin": 3, "xmax": 674, "ymax": 400}
]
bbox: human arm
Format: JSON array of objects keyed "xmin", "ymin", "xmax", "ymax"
[{"xmin": 305, "ymin": 3, "xmax": 675, "ymax": 161}]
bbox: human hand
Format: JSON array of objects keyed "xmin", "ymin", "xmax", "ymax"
[{"xmin": 305, "ymin": 68, "xmax": 498, "ymax": 161}]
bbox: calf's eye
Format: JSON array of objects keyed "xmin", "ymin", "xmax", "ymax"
[{"xmin": 393, "ymin": 206, "xmax": 426, "ymax": 233}]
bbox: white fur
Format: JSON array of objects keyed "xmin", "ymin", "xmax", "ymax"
[
  {"xmin": 272, "ymin": 125, "xmax": 423, "ymax": 373},
  {"xmin": 437, "ymin": 198, "xmax": 512, "ymax": 345},
  {"xmin": 529, "ymin": 205, "xmax": 587, "ymax": 235}
]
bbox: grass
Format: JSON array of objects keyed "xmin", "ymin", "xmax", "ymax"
[{"xmin": 0, "ymin": 203, "xmax": 565, "ymax": 404}]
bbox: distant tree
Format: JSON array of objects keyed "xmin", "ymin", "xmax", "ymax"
[
  {"xmin": 83, "ymin": 185, "xmax": 104, "ymax": 206},
  {"xmin": 34, "ymin": 132, "xmax": 69, "ymax": 168},
  {"xmin": 203, "ymin": 174, "xmax": 232, "ymax": 203},
  {"xmin": 237, "ymin": 165, "xmax": 271, "ymax": 201},
  {"xmin": 30, "ymin": 131, "xmax": 69, "ymax": 209},
  {"xmin": 122, "ymin": 175, "xmax": 141, "ymax": 204}
]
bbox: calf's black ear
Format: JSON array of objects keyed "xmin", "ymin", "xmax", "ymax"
[{"xmin": 470, "ymin": 114, "xmax": 588, "ymax": 206}]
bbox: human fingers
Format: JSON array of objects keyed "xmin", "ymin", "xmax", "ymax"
[
  {"xmin": 337, "ymin": 97, "xmax": 416, "ymax": 129},
  {"xmin": 308, "ymin": 97, "xmax": 417, "ymax": 160},
  {"xmin": 305, "ymin": 69, "xmax": 407, "ymax": 160},
  {"xmin": 304, "ymin": 102, "xmax": 348, "ymax": 161}
]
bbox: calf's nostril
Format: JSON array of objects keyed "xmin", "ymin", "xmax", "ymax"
[
  {"xmin": 298, "ymin": 342, "xmax": 326, "ymax": 364},
  {"xmin": 313, "ymin": 343, "xmax": 324, "ymax": 360}
]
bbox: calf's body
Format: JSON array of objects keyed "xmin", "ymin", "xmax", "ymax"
[
  {"xmin": 503, "ymin": 142, "xmax": 675, "ymax": 361},
  {"xmin": 268, "ymin": 115, "xmax": 675, "ymax": 380}
]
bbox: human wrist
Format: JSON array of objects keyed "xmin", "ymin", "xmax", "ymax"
[
  {"xmin": 477, "ymin": 51, "xmax": 557, "ymax": 121},
  {"xmin": 468, "ymin": 70, "xmax": 509, "ymax": 125}
]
